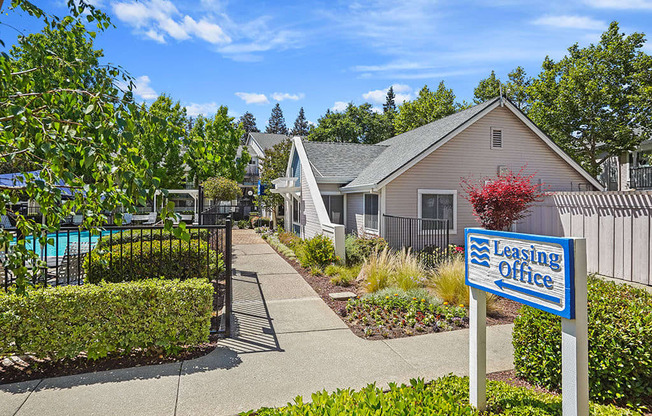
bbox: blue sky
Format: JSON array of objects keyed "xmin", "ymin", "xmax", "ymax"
[{"xmin": 1, "ymin": 0, "xmax": 652, "ymax": 128}]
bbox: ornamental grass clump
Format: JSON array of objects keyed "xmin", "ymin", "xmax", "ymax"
[
  {"xmin": 392, "ymin": 248, "xmax": 428, "ymax": 291},
  {"xmin": 431, "ymin": 256, "xmax": 498, "ymax": 313},
  {"xmin": 361, "ymin": 247, "xmax": 394, "ymax": 292}
]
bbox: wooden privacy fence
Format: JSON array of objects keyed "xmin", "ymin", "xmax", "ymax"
[{"xmin": 514, "ymin": 191, "xmax": 652, "ymax": 286}]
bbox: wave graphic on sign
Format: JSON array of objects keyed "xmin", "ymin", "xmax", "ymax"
[{"xmin": 469, "ymin": 236, "xmax": 491, "ymax": 267}]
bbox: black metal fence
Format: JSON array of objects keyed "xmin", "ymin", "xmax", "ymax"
[
  {"xmin": 630, "ymin": 166, "xmax": 652, "ymax": 189},
  {"xmin": 383, "ymin": 214, "xmax": 450, "ymax": 268},
  {"xmin": 2, "ymin": 221, "xmax": 233, "ymax": 335}
]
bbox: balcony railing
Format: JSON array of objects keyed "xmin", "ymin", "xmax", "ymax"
[{"xmin": 630, "ymin": 166, "xmax": 652, "ymax": 189}]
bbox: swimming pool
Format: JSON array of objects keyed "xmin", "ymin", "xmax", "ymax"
[{"xmin": 11, "ymin": 230, "xmax": 119, "ymax": 258}]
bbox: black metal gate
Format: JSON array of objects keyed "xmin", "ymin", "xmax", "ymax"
[{"xmin": 383, "ymin": 214, "xmax": 450, "ymax": 268}]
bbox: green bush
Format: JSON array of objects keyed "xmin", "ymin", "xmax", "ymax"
[
  {"xmin": 244, "ymin": 375, "xmax": 635, "ymax": 415},
  {"xmin": 513, "ymin": 277, "xmax": 652, "ymax": 408},
  {"xmin": 345, "ymin": 234, "xmax": 388, "ymax": 266},
  {"xmin": 266, "ymin": 234, "xmax": 297, "ymax": 259},
  {"xmin": 325, "ymin": 264, "xmax": 361, "ymax": 287},
  {"xmin": 202, "ymin": 176, "xmax": 241, "ymax": 201},
  {"xmin": 85, "ymin": 239, "xmax": 224, "ymax": 284},
  {"xmin": 299, "ymin": 234, "xmax": 337, "ymax": 269},
  {"xmin": 0, "ymin": 279, "xmax": 212, "ymax": 360},
  {"xmin": 96, "ymin": 229, "xmax": 211, "ymax": 248},
  {"xmin": 237, "ymin": 219, "xmax": 250, "ymax": 229}
]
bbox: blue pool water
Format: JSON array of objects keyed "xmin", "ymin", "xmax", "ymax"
[{"xmin": 11, "ymin": 230, "xmax": 119, "ymax": 258}]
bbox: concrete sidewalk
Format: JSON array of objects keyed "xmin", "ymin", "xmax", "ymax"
[{"xmin": 1, "ymin": 230, "xmax": 515, "ymax": 416}]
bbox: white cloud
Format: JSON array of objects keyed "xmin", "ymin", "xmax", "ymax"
[
  {"xmin": 271, "ymin": 92, "xmax": 305, "ymax": 101},
  {"xmin": 584, "ymin": 0, "xmax": 652, "ymax": 9},
  {"xmin": 532, "ymin": 15, "xmax": 605, "ymax": 30},
  {"xmin": 331, "ymin": 101, "xmax": 349, "ymax": 112},
  {"xmin": 362, "ymin": 84, "xmax": 413, "ymax": 105},
  {"xmin": 112, "ymin": 0, "xmax": 230, "ymax": 45},
  {"xmin": 235, "ymin": 92, "xmax": 269, "ymax": 105},
  {"xmin": 185, "ymin": 102, "xmax": 219, "ymax": 117},
  {"xmin": 130, "ymin": 75, "xmax": 157, "ymax": 101}
]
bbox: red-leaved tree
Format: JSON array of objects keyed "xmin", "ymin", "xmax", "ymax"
[{"xmin": 461, "ymin": 167, "xmax": 548, "ymax": 231}]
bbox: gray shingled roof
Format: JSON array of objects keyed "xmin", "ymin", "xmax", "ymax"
[
  {"xmin": 341, "ymin": 98, "xmax": 499, "ymax": 189},
  {"xmin": 249, "ymin": 132, "xmax": 289, "ymax": 151},
  {"xmin": 303, "ymin": 142, "xmax": 388, "ymax": 180}
]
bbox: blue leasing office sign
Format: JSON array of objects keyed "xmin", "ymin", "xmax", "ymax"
[{"xmin": 465, "ymin": 228, "xmax": 575, "ymax": 319}]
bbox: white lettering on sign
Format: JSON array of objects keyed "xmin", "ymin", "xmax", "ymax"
[{"xmin": 465, "ymin": 228, "xmax": 574, "ymax": 319}]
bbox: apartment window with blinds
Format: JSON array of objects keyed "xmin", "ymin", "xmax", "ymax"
[
  {"xmin": 364, "ymin": 193, "xmax": 379, "ymax": 231},
  {"xmin": 322, "ymin": 195, "xmax": 344, "ymax": 224},
  {"xmin": 490, "ymin": 127, "xmax": 503, "ymax": 149},
  {"xmin": 418, "ymin": 190, "xmax": 457, "ymax": 233}
]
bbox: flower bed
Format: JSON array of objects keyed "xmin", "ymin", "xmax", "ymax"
[{"xmin": 344, "ymin": 290, "xmax": 468, "ymax": 339}]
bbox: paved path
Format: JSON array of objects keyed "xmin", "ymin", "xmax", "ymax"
[{"xmin": 1, "ymin": 230, "xmax": 514, "ymax": 416}]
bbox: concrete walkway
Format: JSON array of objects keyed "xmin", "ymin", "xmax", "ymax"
[{"xmin": 1, "ymin": 230, "xmax": 514, "ymax": 416}]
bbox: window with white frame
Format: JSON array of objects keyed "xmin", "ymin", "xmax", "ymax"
[
  {"xmin": 322, "ymin": 194, "xmax": 344, "ymax": 224},
  {"xmin": 418, "ymin": 190, "xmax": 457, "ymax": 233},
  {"xmin": 292, "ymin": 197, "xmax": 300, "ymax": 225},
  {"xmin": 364, "ymin": 193, "xmax": 379, "ymax": 230}
]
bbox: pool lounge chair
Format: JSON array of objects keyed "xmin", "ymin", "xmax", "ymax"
[
  {"xmin": 143, "ymin": 212, "xmax": 157, "ymax": 225},
  {"xmin": 56, "ymin": 250, "xmax": 87, "ymax": 284},
  {"xmin": 122, "ymin": 213, "xmax": 133, "ymax": 225},
  {"xmin": 72, "ymin": 214, "xmax": 83, "ymax": 226}
]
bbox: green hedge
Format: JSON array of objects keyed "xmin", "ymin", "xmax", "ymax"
[
  {"xmin": 244, "ymin": 375, "xmax": 635, "ymax": 415},
  {"xmin": 0, "ymin": 279, "xmax": 213, "ymax": 359},
  {"xmin": 85, "ymin": 239, "xmax": 224, "ymax": 284},
  {"xmin": 96, "ymin": 229, "xmax": 211, "ymax": 248},
  {"xmin": 513, "ymin": 277, "xmax": 652, "ymax": 408}
]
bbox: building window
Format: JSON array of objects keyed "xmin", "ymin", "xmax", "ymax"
[
  {"xmin": 322, "ymin": 195, "xmax": 344, "ymax": 224},
  {"xmin": 418, "ymin": 190, "xmax": 457, "ymax": 234},
  {"xmin": 292, "ymin": 197, "xmax": 300, "ymax": 225},
  {"xmin": 364, "ymin": 193, "xmax": 379, "ymax": 231},
  {"xmin": 490, "ymin": 127, "xmax": 503, "ymax": 149}
]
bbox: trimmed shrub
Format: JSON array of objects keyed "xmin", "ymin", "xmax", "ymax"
[
  {"xmin": 278, "ymin": 231, "xmax": 301, "ymax": 248},
  {"xmin": 203, "ymin": 176, "xmax": 241, "ymax": 201},
  {"xmin": 299, "ymin": 234, "xmax": 337, "ymax": 269},
  {"xmin": 344, "ymin": 234, "xmax": 388, "ymax": 266},
  {"xmin": 85, "ymin": 239, "xmax": 224, "ymax": 284},
  {"xmin": 0, "ymin": 279, "xmax": 213, "ymax": 359},
  {"xmin": 96, "ymin": 229, "xmax": 211, "ymax": 248},
  {"xmin": 513, "ymin": 277, "xmax": 652, "ymax": 407},
  {"xmin": 245, "ymin": 375, "xmax": 636, "ymax": 415}
]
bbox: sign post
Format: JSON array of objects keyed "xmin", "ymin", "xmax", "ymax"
[{"xmin": 465, "ymin": 228, "xmax": 588, "ymax": 416}]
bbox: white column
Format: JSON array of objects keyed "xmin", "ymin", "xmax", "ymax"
[
  {"xmin": 562, "ymin": 238, "xmax": 589, "ymax": 416},
  {"xmin": 469, "ymin": 286, "xmax": 487, "ymax": 411}
]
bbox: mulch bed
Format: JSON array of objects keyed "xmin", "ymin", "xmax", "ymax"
[
  {"xmin": 265, "ymin": 240, "xmax": 521, "ymax": 340},
  {"xmin": 487, "ymin": 369, "xmax": 556, "ymax": 395},
  {"xmin": 0, "ymin": 338, "xmax": 219, "ymax": 385}
]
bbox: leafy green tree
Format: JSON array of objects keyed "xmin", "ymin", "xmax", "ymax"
[
  {"xmin": 291, "ymin": 107, "xmax": 310, "ymax": 137},
  {"xmin": 473, "ymin": 70, "xmax": 501, "ymax": 104},
  {"xmin": 505, "ymin": 66, "xmax": 531, "ymax": 110},
  {"xmin": 202, "ymin": 176, "xmax": 241, "ymax": 201},
  {"xmin": 186, "ymin": 107, "xmax": 250, "ymax": 186},
  {"xmin": 394, "ymin": 82, "xmax": 457, "ymax": 134},
  {"xmin": 238, "ymin": 111, "xmax": 259, "ymax": 142},
  {"xmin": 265, "ymin": 103, "xmax": 288, "ymax": 134},
  {"xmin": 256, "ymin": 138, "xmax": 292, "ymax": 228},
  {"xmin": 528, "ymin": 22, "xmax": 652, "ymax": 176},
  {"xmin": 308, "ymin": 103, "xmax": 392, "ymax": 144},
  {"xmin": 0, "ymin": 0, "xmax": 184, "ymax": 293},
  {"xmin": 134, "ymin": 95, "xmax": 187, "ymax": 189}
]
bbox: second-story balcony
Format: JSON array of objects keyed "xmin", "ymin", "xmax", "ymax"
[
  {"xmin": 245, "ymin": 165, "xmax": 259, "ymax": 177},
  {"xmin": 630, "ymin": 165, "xmax": 652, "ymax": 189}
]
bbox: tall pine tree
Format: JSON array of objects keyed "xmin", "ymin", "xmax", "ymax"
[
  {"xmin": 238, "ymin": 111, "xmax": 259, "ymax": 142},
  {"xmin": 266, "ymin": 103, "xmax": 288, "ymax": 134},
  {"xmin": 291, "ymin": 107, "xmax": 310, "ymax": 136},
  {"xmin": 383, "ymin": 86, "xmax": 397, "ymax": 114}
]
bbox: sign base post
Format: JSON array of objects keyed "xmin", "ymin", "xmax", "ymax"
[
  {"xmin": 469, "ymin": 286, "xmax": 486, "ymax": 411},
  {"xmin": 562, "ymin": 238, "xmax": 589, "ymax": 416}
]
